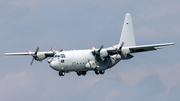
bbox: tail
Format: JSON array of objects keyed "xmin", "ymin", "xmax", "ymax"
[{"xmin": 119, "ymin": 13, "xmax": 136, "ymax": 47}]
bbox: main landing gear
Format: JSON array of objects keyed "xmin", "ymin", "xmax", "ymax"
[
  {"xmin": 94, "ymin": 70, "xmax": 105, "ymax": 75},
  {"xmin": 59, "ymin": 71, "xmax": 65, "ymax": 76},
  {"xmin": 76, "ymin": 71, "xmax": 87, "ymax": 76}
]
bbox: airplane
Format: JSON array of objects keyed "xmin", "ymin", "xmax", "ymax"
[{"xmin": 4, "ymin": 13, "xmax": 174, "ymax": 76}]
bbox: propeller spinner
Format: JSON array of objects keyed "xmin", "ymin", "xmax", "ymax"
[
  {"xmin": 91, "ymin": 45, "xmax": 105, "ymax": 61},
  {"xmin": 111, "ymin": 42, "xmax": 127, "ymax": 60},
  {"xmin": 116, "ymin": 41, "xmax": 124, "ymax": 55},
  {"xmin": 29, "ymin": 46, "xmax": 39, "ymax": 65}
]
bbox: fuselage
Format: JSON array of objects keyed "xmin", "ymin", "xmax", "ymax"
[{"xmin": 50, "ymin": 49, "xmax": 121, "ymax": 72}]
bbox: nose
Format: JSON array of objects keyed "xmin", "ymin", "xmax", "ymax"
[{"xmin": 50, "ymin": 61, "xmax": 59, "ymax": 69}]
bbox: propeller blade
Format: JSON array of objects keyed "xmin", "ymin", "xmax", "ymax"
[
  {"xmin": 34, "ymin": 46, "xmax": 39, "ymax": 55},
  {"xmin": 90, "ymin": 45, "xmax": 96, "ymax": 51},
  {"xmin": 27, "ymin": 50, "xmax": 32, "ymax": 55},
  {"xmin": 50, "ymin": 47, "xmax": 56, "ymax": 54},
  {"xmin": 116, "ymin": 42, "xmax": 124, "ymax": 54},
  {"xmin": 119, "ymin": 41, "xmax": 124, "ymax": 50},
  {"xmin": 30, "ymin": 58, "xmax": 34, "ymax": 65},
  {"xmin": 60, "ymin": 49, "xmax": 63, "ymax": 52},
  {"xmin": 91, "ymin": 45, "xmax": 105, "ymax": 61},
  {"xmin": 98, "ymin": 45, "xmax": 103, "ymax": 52}
]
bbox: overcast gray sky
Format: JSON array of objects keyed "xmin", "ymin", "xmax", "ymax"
[{"xmin": 0, "ymin": 0, "xmax": 179, "ymax": 101}]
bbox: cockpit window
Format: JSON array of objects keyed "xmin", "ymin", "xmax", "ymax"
[
  {"xmin": 60, "ymin": 54, "xmax": 66, "ymax": 58},
  {"xmin": 54, "ymin": 55, "xmax": 60, "ymax": 58}
]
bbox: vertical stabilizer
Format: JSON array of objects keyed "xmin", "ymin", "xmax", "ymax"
[{"xmin": 119, "ymin": 13, "xmax": 136, "ymax": 47}]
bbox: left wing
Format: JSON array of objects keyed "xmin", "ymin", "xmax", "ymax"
[
  {"xmin": 128, "ymin": 43, "xmax": 174, "ymax": 53},
  {"xmin": 107, "ymin": 43, "xmax": 174, "ymax": 55}
]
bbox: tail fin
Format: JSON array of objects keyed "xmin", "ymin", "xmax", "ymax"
[{"xmin": 119, "ymin": 13, "xmax": 136, "ymax": 47}]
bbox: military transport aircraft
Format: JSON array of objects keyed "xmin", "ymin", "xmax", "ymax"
[{"xmin": 4, "ymin": 13, "xmax": 174, "ymax": 76}]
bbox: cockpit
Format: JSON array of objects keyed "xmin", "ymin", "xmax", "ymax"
[
  {"xmin": 52, "ymin": 54, "xmax": 66, "ymax": 61},
  {"xmin": 54, "ymin": 54, "xmax": 65, "ymax": 58}
]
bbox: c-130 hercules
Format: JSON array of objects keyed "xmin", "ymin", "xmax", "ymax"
[{"xmin": 4, "ymin": 13, "xmax": 174, "ymax": 76}]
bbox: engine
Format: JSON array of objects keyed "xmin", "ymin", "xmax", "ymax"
[
  {"xmin": 36, "ymin": 52, "xmax": 46, "ymax": 61},
  {"xmin": 100, "ymin": 50, "xmax": 109, "ymax": 58},
  {"xmin": 111, "ymin": 54, "xmax": 121, "ymax": 60},
  {"xmin": 121, "ymin": 47, "xmax": 130, "ymax": 55}
]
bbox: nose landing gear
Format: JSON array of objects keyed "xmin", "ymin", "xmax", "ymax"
[{"xmin": 59, "ymin": 71, "xmax": 65, "ymax": 76}]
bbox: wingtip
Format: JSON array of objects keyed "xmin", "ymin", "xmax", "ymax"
[
  {"xmin": 171, "ymin": 43, "xmax": 175, "ymax": 45},
  {"xmin": 4, "ymin": 53, "xmax": 7, "ymax": 56}
]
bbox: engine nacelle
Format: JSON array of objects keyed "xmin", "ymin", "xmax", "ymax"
[
  {"xmin": 122, "ymin": 47, "xmax": 130, "ymax": 55},
  {"xmin": 36, "ymin": 52, "xmax": 46, "ymax": 61},
  {"xmin": 85, "ymin": 60, "xmax": 97, "ymax": 69},
  {"xmin": 100, "ymin": 50, "xmax": 109, "ymax": 58},
  {"xmin": 111, "ymin": 54, "xmax": 121, "ymax": 60}
]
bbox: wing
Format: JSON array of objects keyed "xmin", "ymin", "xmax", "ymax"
[
  {"xmin": 128, "ymin": 43, "xmax": 174, "ymax": 53},
  {"xmin": 4, "ymin": 51, "xmax": 56, "ymax": 57},
  {"xmin": 4, "ymin": 52, "xmax": 31, "ymax": 55},
  {"xmin": 4, "ymin": 49, "xmax": 59, "ymax": 65},
  {"xmin": 107, "ymin": 43, "xmax": 174, "ymax": 55}
]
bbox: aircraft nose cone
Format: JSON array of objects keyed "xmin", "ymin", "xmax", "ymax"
[{"xmin": 50, "ymin": 61, "xmax": 59, "ymax": 69}]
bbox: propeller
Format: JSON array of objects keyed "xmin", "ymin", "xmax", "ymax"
[
  {"xmin": 111, "ymin": 42, "xmax": 126, "ymax": 60},
  {"xmin": 116, "ymin": 41, "xmax": 124, "ymax": 55},
  {"xmin": 60, "ymin": 49, "xmax": 63, "ymax": 52},
  {"xmin": 29, "ymin": 46, "xmax": 39, "ymax": 65},
  {"xmin": 50, "ymin": 47, "xmax": 56, "ymax": 54},
  {"xmin": 50, "ymin": 47, "xmax": 63, "ymax": 54},
  {"xmin": 91, "ymin": 45, "xmax": 105, "ymax": 61}
]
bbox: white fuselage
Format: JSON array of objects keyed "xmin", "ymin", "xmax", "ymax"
[{"xmin": 50, "ymin": 49, "xmax": 121, "ymax": 72}]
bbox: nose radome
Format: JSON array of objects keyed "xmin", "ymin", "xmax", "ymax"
[{"xmin": 50, "ymin": 61, "xmax": 59, "ymax": 69}]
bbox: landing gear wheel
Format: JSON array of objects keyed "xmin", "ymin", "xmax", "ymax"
[
  {"xmin": 61, "ymin": 72, "xmax": 65, "ymax": 76},
  {"xmin": 95, "ymin": 71, "xmax": 99, "ymax": 75},
  {"xmin": 99, "ymin": 70, "xmax": 105, "ymax": 74},
  {"xmin": 76, "ymin": 71, "xmax": 81, "ymax": 76},
  {"xmin": 82, "ymin": 71, "xmax": 87, "ymax": 76},
  {"xmin": 59, "ymin": 71, "xmax": 65, "ymax": 76},
  {"xmin": 76, "ymin": 71, "xmax": 87, "ymax": 76}
]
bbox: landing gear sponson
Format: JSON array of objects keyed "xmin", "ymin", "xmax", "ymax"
[{"xmin": 58, "ymin": 70, "xmax": 105, "ymax": 76}]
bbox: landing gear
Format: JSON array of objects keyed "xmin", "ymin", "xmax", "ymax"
[
  {"xmin": 76, "ymin": 71, "xmax": 87, "ymax": 76},
  {"xmin": 77, "ymin": 71, "xmax": 81, "ymax": 76},
  {"xmin": 99, "ymin": 70, "xmax": 105, "ymax": 74},
  {"xmin": 59, "ymin": 71, "xmax": 65, "ymax": 76},
  {"xmin": 82, "ymin": 71, "xmax": 87, "ymax": 76},
  {"xmin": 95, "ymin": 70, "xmax": 105, "ymax": 75},
  {"xmin": 95, "ymin": 70, "xmax": 99, "ymax": 75}
]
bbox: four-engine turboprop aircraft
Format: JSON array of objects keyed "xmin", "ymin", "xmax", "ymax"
[{"xmin": 4, "ymin": 13, "xmax": 174, "ymax": 76}]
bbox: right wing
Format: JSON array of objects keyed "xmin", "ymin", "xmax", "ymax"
[
  {"xmin": 4, "ymin": 51, "xmax": 56, "ymax": 57},
  {"xmin": 4, "ymin": 52, "xmax": 31, "ymax": 55},
  {"xmin": 4, "ymin": 51, "xmax": 57, "ymax": 65}
]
